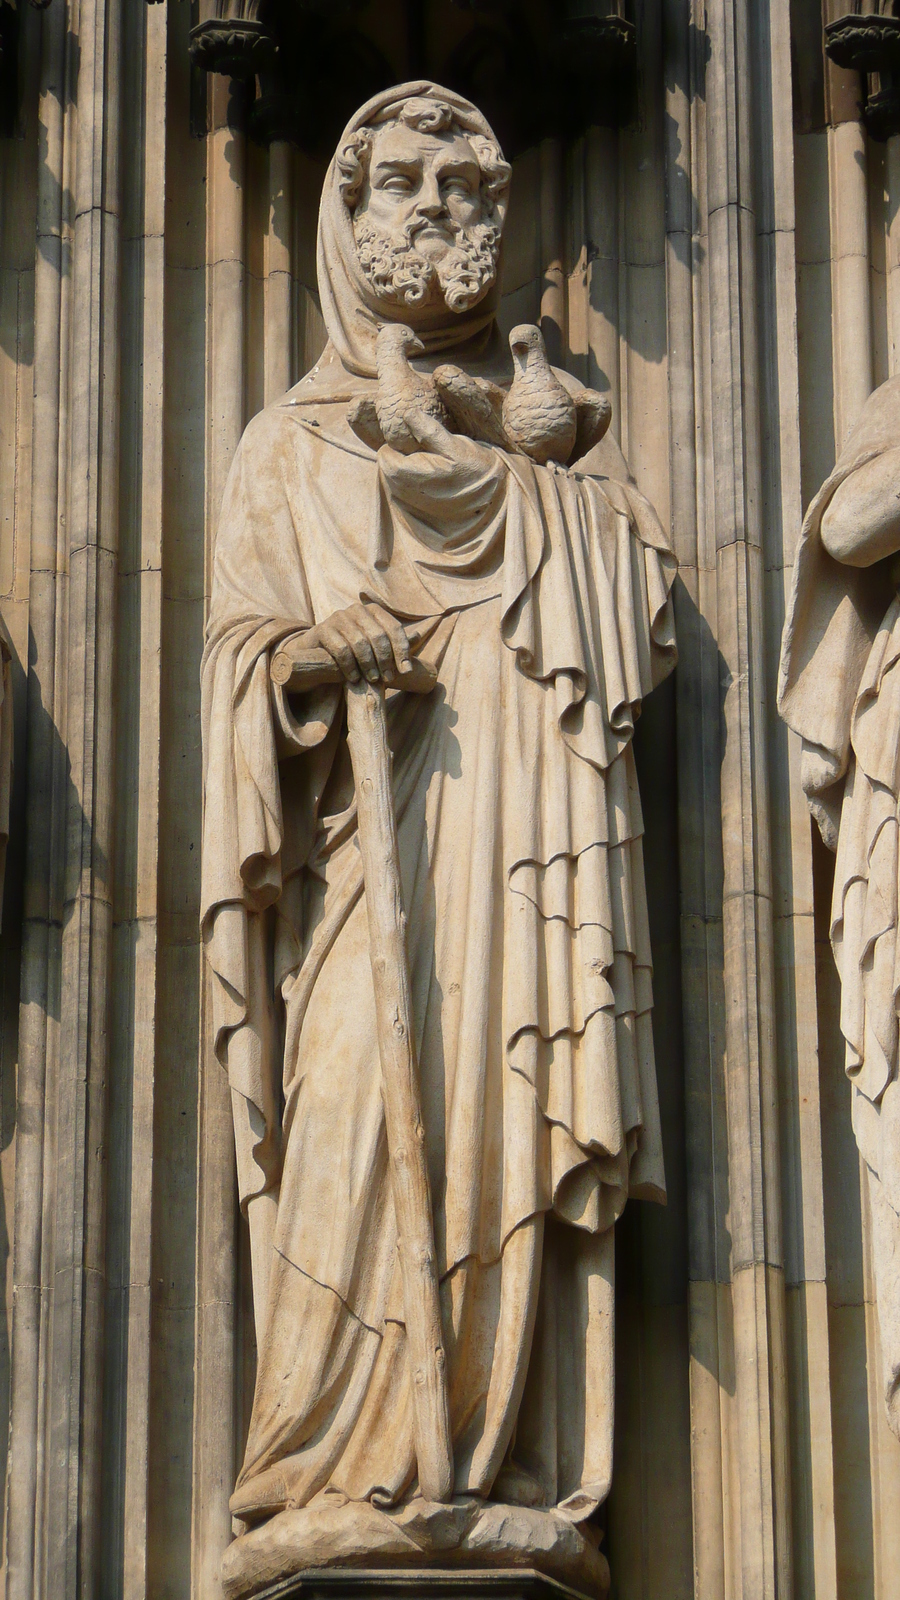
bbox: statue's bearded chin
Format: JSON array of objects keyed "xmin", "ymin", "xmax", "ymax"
[{"xmin": 352, "ymin": 214, "xmax": 501, "ymax": 314}]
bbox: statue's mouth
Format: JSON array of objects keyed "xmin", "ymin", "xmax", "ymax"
[{"xmin": 410, "ymin": 220, "xmax": 456, "ymax": 244}]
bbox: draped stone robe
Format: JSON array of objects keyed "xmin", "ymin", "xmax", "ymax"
[
  {"xmin": 201, "ymin": 340, "xmax": 676, "ymax": 1527},
  {"xmin": 780, "ymin": 375, "xmax": 900, "ymax": 1438}
]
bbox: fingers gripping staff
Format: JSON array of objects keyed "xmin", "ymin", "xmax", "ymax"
[
  {"xmin": 270, "ymin": 643, "xmax": 437, "ymax": 695},
  {"xmin": 270, "ymin": 644, "xmax": 453, "ymax": 1503}
]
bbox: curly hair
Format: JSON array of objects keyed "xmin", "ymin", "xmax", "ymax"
[
  {"xmin": 335, "ymin": 128, "xmax": 377, "ymax": 213},
  {"xmin": 335, "ymin": 98, "xmax": 511, "ymax": 220}
]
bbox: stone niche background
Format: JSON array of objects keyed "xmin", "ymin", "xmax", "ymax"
[{"xmin": 0, "ymin": 0, "xmax": 898, "ymax": 1597}]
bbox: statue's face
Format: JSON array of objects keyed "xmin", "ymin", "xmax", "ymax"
[
  {"xmin": 350, "ymin": 117, "xmax": 502, "ymax": 316},
  {"xmin": 355, "ymin": 123, "xmax": 485, "ymax": 265}
]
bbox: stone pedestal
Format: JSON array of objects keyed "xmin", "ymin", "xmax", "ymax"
[{"xmin": 248, "ymin": 1569, "xmax": 603, "ymax": 1600}]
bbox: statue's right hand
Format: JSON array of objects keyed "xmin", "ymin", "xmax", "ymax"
[{"xmin": 302, "ymin": 602, "xmax": 413, "ymax": 687}]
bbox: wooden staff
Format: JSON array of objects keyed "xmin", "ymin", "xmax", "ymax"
[{"xmin": 271, "ymin": 643, "xmax": 453, "ymax": 1502}]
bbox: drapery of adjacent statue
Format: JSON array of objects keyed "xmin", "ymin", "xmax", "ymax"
[
  {"xmin": 780, "ymin": 375, "xmax": 900, "ymax": 1437},
  {"xmin": 0, "ymin": 619, "xmax": 11, "ymax": 918}
]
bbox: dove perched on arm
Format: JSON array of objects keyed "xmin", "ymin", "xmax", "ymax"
[
  {"xmin": 432, "ymin": 364, "xmax": 516, "ymax": 452},
  {"xmin": 502, "ymin": 324, "xmax": 578, "ymax": 465},
  {"xmin": 348, "ymin": 324, "xmax": 453, "ymax": 455}
]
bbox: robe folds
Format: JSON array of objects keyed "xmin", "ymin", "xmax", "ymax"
[
  {"xmin": 201, "ymin": 342, "xmax": 677, "ymax": 1524},
  {"xmin": 779, "ymin": 376, "xmax": 900, "ymax": 1435}
]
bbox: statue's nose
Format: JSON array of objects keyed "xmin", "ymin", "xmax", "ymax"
[{"xmin": 416, "ymin": 172, "xmax": 446, "ymax": 219}]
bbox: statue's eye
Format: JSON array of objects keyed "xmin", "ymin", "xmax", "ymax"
[
  {"xmin": 443, "ymin": 179, "xmax": 472, "ymax": 196},
  {"xmin": 382, "ymin": 176, "xmax": 413, "ymax": 193}
]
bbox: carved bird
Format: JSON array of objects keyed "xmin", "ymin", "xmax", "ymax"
[
  {"xmin": 349, "ymin": 324, "xmax": 453, "ymax": 454},
  {"xmin": 432, "ymin": 364, "xmax": 514, "ymax": 451},
  {"xmin": 503, "ymin": 324, "xmax": 578, "ymax": 465},
  {"xmin": 348, "ymin": 322, "xmax": 613, "ymax": 467}
]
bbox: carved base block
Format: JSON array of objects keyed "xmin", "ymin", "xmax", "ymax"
[
  {"xmin": 245, "ymin": 1569, "xmax": 605, "ymax": 1600},
  {"xmin": 222, "ymin": 1501, "xmax": 609, "ymax": 1600}
]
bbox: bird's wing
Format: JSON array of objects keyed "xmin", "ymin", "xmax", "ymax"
[
  {"xmin": 433, "ymin": 365, "xmax": 513, "ymax": 449},
  {"xmin": 347, "ymin": 395, "xmax": 385, "ymax": 452},
  {"xmin": 571, "ymin": 388, "xmax": 612, "ymax": 462},
  {"xmin": 471, "ymin": 374, "xmax": 508, "ymax": 415}
]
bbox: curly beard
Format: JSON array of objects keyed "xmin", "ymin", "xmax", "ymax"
[{"xmin": 352, "ymin": 215, "xmax": 501, "ymax": 314}]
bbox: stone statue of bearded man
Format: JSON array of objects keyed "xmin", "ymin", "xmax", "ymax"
[{"xmin": 201, "ymin": 82, "xmax": 677, "ymax": 1600}]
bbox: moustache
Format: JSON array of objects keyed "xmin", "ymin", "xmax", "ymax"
[{"xmin": 406, "ymin": 217, "xmax": 458, "ymax": 244}]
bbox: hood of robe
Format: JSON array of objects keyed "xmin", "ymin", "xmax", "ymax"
[{"xmin": 316, "ymin": 80, "xmax": 510, "ymax": 378}]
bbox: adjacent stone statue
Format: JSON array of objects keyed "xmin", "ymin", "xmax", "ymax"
[
  {"xmin": 780, "ymin": 377, "xmax": 900, "ymax": 1441},
  {"xmin": 201, "ymin": 80, "xmax": 677, "ymax": 1599},
  {"xmin": 0, "ymin": 618, "xmax": 11, "ymax": 919}
]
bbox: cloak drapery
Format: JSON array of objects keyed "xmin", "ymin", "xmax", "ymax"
[
  {"xmin": 779, "ymin": 377, "xmax": 900, "ymax": 1436},
  {"xmin": 201, "ymin": 82, "xmax": 677, "ymax": 1571}
]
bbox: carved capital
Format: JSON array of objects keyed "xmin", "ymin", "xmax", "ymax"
[
  {"xmin": 825, "ymin": 14, "xmax": 900, "ymax": 74},
  {"xmin": 189, "ymin": 19, "xmax": 277, "ymax": 78},
  {"xmin": 824, "ymin": 12, "xmax": 900, "ymax": 140}
]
